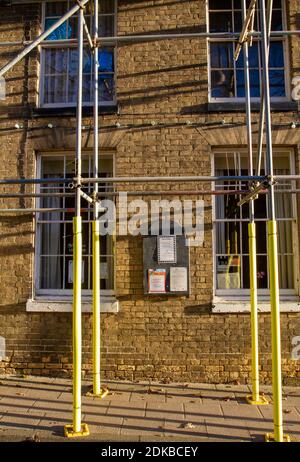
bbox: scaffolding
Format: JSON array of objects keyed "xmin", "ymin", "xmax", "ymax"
[{"xmin": 0, "ymin": 0, "xmax": 299, "ymax": 441}]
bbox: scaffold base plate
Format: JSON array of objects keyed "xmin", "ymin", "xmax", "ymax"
[
  {"xmin": 265, "ymin": 433, "xmax": 291, "ymax": 442},
  {"xmin": 86, "ymin": 387, "xmax": 109, "ymax": 399},
  {"xmin": 64, "ymin": 423, "xmax": 90, "ymax": 438},
  {"xmin": 245, "ymin": 394, "xmax": 269, "ymax": 405}
]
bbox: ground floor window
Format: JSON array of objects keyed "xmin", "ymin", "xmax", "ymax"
[
  {"xmin": 214, "ymin": 150, "xmax": 297, "ymax": 296},
  {"xmin": 35, "ymin": 152, "xmax": 114, "ymax": 297}
]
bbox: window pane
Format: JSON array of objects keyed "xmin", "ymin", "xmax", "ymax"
[
  {"xmin": 209, "ymin": 12, "xmax": 233, "ymax": 32},
  {"xmin": 210, "ymin": 0, "xmax": 232, "ymax": 10},
  {"xmin": 99, "ymin": 49, "xmax": 114, "ymax": 72},
  {"xmin": 216, "ymin": 255, "xmax": 241, "ymax": 289},
  {"xmin": 269, "ymin": 42, "xmax": 284, "ymax": 68},
  {"xmin": 252, "ymin": 189, "xmax": 268, "ymax": 219},
  {"xmin": 102, "ymin": 256, "xmax": 115, "ymax": 290},
  {"xmin": 40, "ymin": 256, "xmax": 63, "ymax": 289},
  {"xmin": 210, "ymin": 43, "xmax": 233, "ymax": 68},
  {"xmin": 99, "ymin": 0, "xmax": 115, "ymax": 14},
  {"xmin": 45, "ymin": 19, "xmax": 70, "ymax": 40},
  {"xmin": 234, "ymin": 11, "xmax": 242, "ymax": 33},
  {"xmin": 236, "ymin": 69, "xmax": 260, "ymax": 97},
  {"xmin": 99, "ymin": 75, "xmax": 114, "ymax": 101},
  {"xmin": 44, "ymin": 48, "xmax": 67, "ymax": 75},
  {"xmin": 82, "ymin": 74, "xmax": 92, "ymax": 102},
  {"xmin": 215, "ymin": 221, "xmax": 240, "ymax": 254},
  {"xmin": 257, "ymin": 256, "xmax": 268, "ymax": 289},
  {"xmin": 99, "ymin": 16, "xmax": 114, "ymax": 36},
  {"xmin": 44, "ymin": 75, "xmax": 67, "ymax": 104},
  {"xmin": 68, "ymin": 16, "xmax": 78, "ymax": 39},
  {"xmin": 278, "ymin": 255, "xmax": 294, "ymax": 289},
  {"xmin": 271, "ymin": 10, "xmax": 283, "ymax": 31},
  {"xmin": 256, "ymin": 221, "xmax": 267, "ymax": 253},
  {"xmin": 269, "ymin": 70, "xmax": 285, "ymax": 96},
  {"xmin": 236, "ymin": 43, "xmax": 259, "ymax": 68},
  {"xmin": 211, "ymin": 70, "xmax": 234, "ymax": 97},
  {"xmin": 45, "ymin": 1, "xmax": 66, "ymax": 17}
]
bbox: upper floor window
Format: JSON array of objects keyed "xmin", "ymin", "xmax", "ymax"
[
  {"xmin": 207, "ymin": 0, "xmax": 288, "ymax": 101},
  {"xmin": 40, "ymin": 1, "xmax": 116, "ymax": 107}
]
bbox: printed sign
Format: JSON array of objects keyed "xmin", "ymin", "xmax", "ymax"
[
  {"xmin": 170, "ymin": 267, "xmax": 188, "ymax": 292},
  {"xmin": 148, "ymin": 269, "xmax": 166, "ymax": 293},
  {"xmin": 157, "ymin": 236, "xmax": 177, "ymax": 263}
]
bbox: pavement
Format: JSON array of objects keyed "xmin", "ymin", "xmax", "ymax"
[{"xmin": 0, "ymin": 375, "xmax": 299, "ymax": 442}]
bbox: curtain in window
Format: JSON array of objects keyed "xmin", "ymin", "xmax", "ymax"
[
  {"xmin": 41, "ymin": 181, "xmax": 61, "ymax": 289},
  {"xmin": 274, "ymin": 169, "xmax": 294, "ymax": 289},
  {"xmin": 44, "ymin": 49, "xmax": 67, "ymax": 104},
  {"xmin": 215, "ymin": 196, "xmax": 226, "ymax": 254}
]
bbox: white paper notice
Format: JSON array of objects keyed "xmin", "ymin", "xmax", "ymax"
[
  {"xmin": 68, "ymin": 260, "xmax": 85, "ymax": 284},
  {"xmin": 157, "ymin": 236, "xmax": 176, "ymax": 263},
  {"xmin": 148, "ymin": 269, "xmax": 166, "ymax": 293},
  {"xmin": 170, "ymin": 267, "xmax": 188, "ymax": 292}
]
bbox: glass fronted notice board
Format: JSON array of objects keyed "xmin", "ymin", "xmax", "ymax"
[{"xmin": 143, "ymin": 235, "xmax": 190, "ymax": 295}]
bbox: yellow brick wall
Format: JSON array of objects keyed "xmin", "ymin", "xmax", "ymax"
[{"xmin": 0, "ymin": 1, "xmax": 299, "ymax": 384}]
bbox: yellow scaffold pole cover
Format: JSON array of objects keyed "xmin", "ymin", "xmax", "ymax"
[
  {"xmin": 265, "ymin": 220, "xmax": 290, "ymax": 443},
  {"xmin": 88, "ymin": 220, "xmax": 108, "ymax": 399},
  {"xmin": 93, "ymin": 220, "xmax": 101, "ymax": 395},
  {"xmin": 246, "ymin": 222, "xmax": 268, "ymax": 406},
  {"xmin": 64, "ymin": 216, "xmax": 89, "ymax": 437}
]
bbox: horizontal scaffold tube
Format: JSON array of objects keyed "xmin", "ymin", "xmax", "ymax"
[
  {"xmin": 0, "ymin": 208, "xmax": 106, "ymax": 213},
  {"xmin": 80, "ymin": 175, "xmax": 265, "ymax": 183},
  {"xmin": 0, "ymin": 30, "xmax": 299, "ymax": 48}
]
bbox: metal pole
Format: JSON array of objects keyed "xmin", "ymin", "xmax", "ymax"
[
  {"xmin": 91, "ymin": 0, "xmax": 106, "ymax": 399},
  {"xmin": 64, "ymin": 5, "xmax": 89, "ymax": 439},
  {"xmin": 79, "ymin": 175, "xmax": 265, "ymax": 183},
  {"xmin": 2, "ymin": 174, "xmax": 300, "ymax": 186},
  {"xmin": 0, "ymin": 178, "xmax": 70, "ymax": 185},
  {"xmin": 0, "ymin": 0, "xmax": 91, "ymax": 78},
  {"xmin": 241, "ymin": 0, "xmax": 267, "ymax": 407},
  {"xmin": 0, "ymin": 193, "xmax": 75, "ymax": 198},
  {"xmin": 259, "ymin": 0, "xmax": 289, "ymax": 443},
  {"xmin": 94, "ymin": 30, "xmax": 299, "ymax": 43},
  {"xmin": 2, "ymin": 189, "xmax": 300, "ymax": 199},
  {"xmin": 256, "ymin": 0, "xmax": 273, "ymax": 176},
  {"xmin": 0, "ymin": 30, "xmax": 299, "ymax": 49}
]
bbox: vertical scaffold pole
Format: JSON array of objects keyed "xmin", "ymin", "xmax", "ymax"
[
  {"xmin": 64, "ymin": 5, "xmax": 89, "ymax": 438},
  {"xmin": 241, "ymin": 0, "xmax": 267, "ymax": 407},
  {"xmin": 92, "ymin": 0, "xmax": 106, "ymax": 399},
  {"xmin": 259, "ymin": 0, "xmax": 289, "ymax": 443}
]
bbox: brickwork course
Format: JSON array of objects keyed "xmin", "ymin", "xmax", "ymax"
[{"xmin": 0, "ymin": 0, "xmax": 299, "ymax": 385}]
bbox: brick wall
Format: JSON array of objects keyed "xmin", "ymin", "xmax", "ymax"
[{"xmin": 0, "ymin": 1, "xmax": 299, "ymax": 384}]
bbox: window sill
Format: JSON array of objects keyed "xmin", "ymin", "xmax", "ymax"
[
  {"xmin": 32, "ymin": 105, "xmax": 119, "ymax": 118},
  {"xmin": 212, "ymin": 296, "xmax": 300, "ymax": 313},
  {"xmin": 26, "ymin": 296, "xmax": 119, "ymax": 313},
  {"xmin": 207, "ymin": 101, "xmax": 298, "ymax": 113}
]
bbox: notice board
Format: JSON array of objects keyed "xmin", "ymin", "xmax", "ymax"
[{"xmin": 143, "ymin": 235, "xmax": 190, "ymax": 295}]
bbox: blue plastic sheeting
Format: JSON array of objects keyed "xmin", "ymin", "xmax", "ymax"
[
  {"xmin": 45, "ymin": 19, "xmax": 72, "ymax": 40},
  {"xmin": 99, "ymin": 50, "xmax": 114, "ymax": 72},
  {"xmin": 211, "ymin": 43, "xmax": 233, "ymax": 68}
]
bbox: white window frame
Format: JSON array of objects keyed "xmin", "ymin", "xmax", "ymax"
[
  {"xmin": 34, "ymin": 150, "xmax": 116, "ymax": 300},
  {"xmin": 211, "ymin": 148, "xmax": 299, "ymax": 299},
  {"xmin": 39, "ymin": 0, "xmax": 117, "ymax": 108},
  {"xmin": 206, "ymin": 0, "xmax": 291, "ymax": 103}
]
